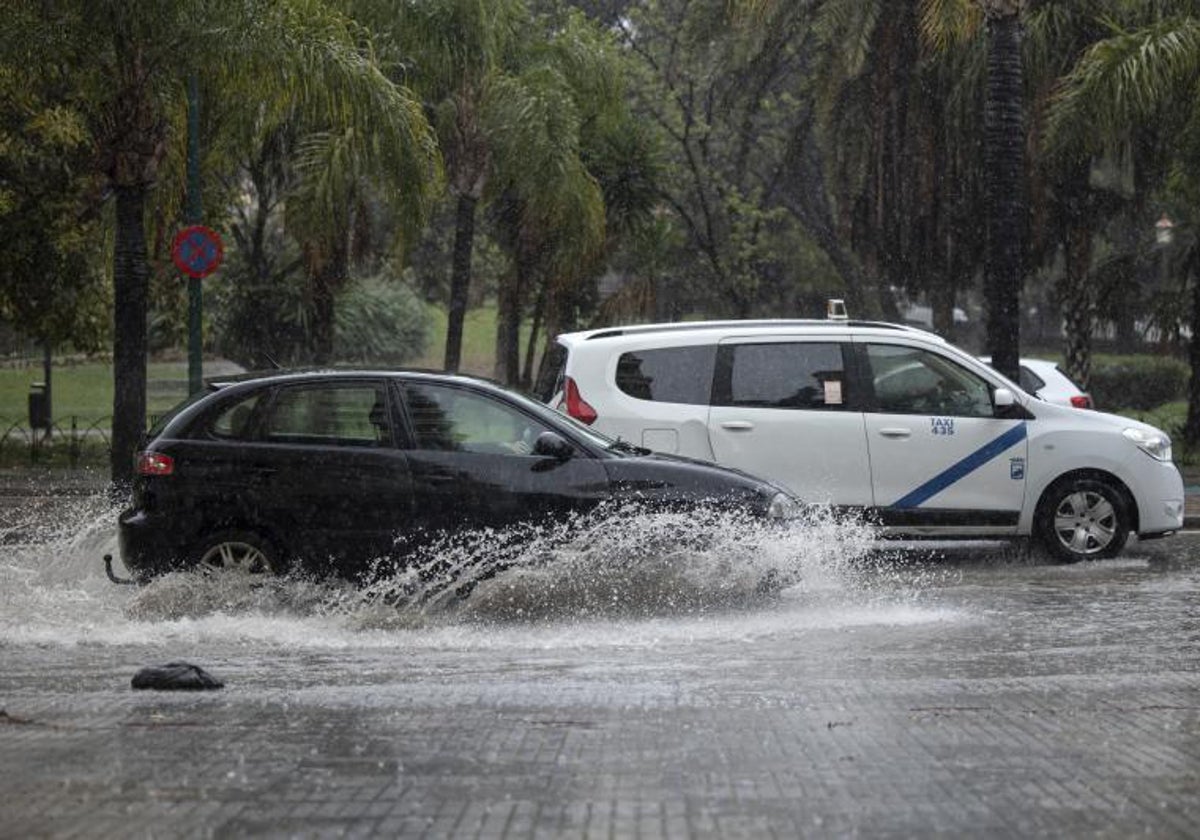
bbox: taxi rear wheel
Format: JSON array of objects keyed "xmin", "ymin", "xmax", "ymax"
[{"xmin": 1036, "ymin": 477, "xmax": 1129, "ymax": 563}]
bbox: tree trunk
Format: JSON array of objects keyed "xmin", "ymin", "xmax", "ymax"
[
  {"xmin": 1059, "ymin": 223, "xmax": 1093, "ymax": 390},
  {"xmin": 308, "ymin": 242, "xmax": 347, "ymax": 365},
  {"xmin": 493, "ymin": 263, "xmax": 522, "ymax": 386},
  {"xmin": 110, "ymin": 184, "xmax": 150, "ymax": 490},
  {"xmin": 521, "ymin": 287, "xmax": 545, "ymax": 390},
  {"xmin": 444, "ymin": 193, "xmax": 478, "ymax": 372},
  {"xmin": 931, "ymin": 275, "xmax": 956, "ymax": 340},
  {"xmin": 1183, "ymin": 249, "xmax": 1200, "ymax": 448},
  {"xmin": 982, "ymin": 10, "xmax": 1025, "ymax": 383}
]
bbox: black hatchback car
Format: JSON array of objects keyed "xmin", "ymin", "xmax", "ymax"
[{"xmin": 117, "ymin": 370, "xmax": 800, "ymax": 582}]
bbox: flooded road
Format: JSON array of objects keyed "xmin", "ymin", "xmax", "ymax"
[{"xmin": 2, "ymin": 494, "xmax": 1198, "ymax": 837}]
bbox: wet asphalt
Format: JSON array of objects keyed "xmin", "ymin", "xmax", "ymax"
[{"xmin": 2, "ymin": 499, "xmax": 1198, "ymax": 839}]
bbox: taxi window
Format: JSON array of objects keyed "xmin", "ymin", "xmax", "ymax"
[
  {"xmin": 866, "ymin": 344, "xmax": 992, "ymax": 417},
  {"xmin": 615, "ymin": 346, "xmax": 715, "ymax": 405},
  {"xmin": 715, "ymin": 342, "xmax": 848, "ymax": 410},
  {"xmin": 1019, "ymin": 366, "xmax": 1045, "ymax": 394}
]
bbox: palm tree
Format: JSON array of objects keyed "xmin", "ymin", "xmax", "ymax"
[
  {"xmin": 285, "ymin": 124, "xmax": 436, "ymax": 364},
  {"xmin": 487, "ymin": 11, "xmax": 649, "ymax": 385},
  {"xmin": 377, "ymin": 0, "xmax": 531, "ymax": 372},
  {"xmin": 11, "ymin": 0, "xmax": 436, "ymax": 487},
  {"xmin": 977, "ymin": 0, "xmax": 1028, "ymax": 384},
  {"xmin": 1050, "ymin": 5, "xmax": 1200, "ymax": 444}
]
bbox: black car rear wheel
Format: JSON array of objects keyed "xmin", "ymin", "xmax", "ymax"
[{"xmin": 193, "ymin": 531, "xmax": 283, "ymax": 576}]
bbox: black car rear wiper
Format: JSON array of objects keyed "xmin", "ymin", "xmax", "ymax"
[{"xmin": 607, "ymin": 438, "xmax": 651, "ymax": 456}]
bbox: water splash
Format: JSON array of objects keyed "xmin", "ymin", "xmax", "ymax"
[{"xmin": 0, "ymin": 493, "xmax": 952, "ymax": 648}]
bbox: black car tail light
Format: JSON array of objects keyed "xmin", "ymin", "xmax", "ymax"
[
  {"xmin": 136, "ymin": 451, "xmax": 174, "ymax": 476},
  {"xmin": 563, "ymin": 376, "xmax": 598, "ymax": 425}
]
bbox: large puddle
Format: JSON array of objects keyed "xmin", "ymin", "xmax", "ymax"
[{"xmin": 1, "ymin": 494, "xmax": 965, "ymax": 652}]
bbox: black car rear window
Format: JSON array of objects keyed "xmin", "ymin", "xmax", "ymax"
[
  {"xmin": 147, "ymin": 388, "xmax": 213, "ymax": 438},
  {"xmin": 615, "ymin": 346, "xmax": 716, "ymax": 405},
  {"xmin": 206, "ymin": 393, "xmax": 265, "ymax": 440}
]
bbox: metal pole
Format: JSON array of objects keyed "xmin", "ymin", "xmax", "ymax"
[
  {"xmin": 187, "ymin": 74, "xmax": 203, "ymax": 395},
  {"xmin": 42, "ymin": 340, "xmax": 52, "ymax": 437}
]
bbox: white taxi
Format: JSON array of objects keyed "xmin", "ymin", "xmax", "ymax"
[{"xmin": 540, "ymin": 317, "xmax": 1183, "ymax": 562}]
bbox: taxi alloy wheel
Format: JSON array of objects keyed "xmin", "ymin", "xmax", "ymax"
[{"xmin": 1038, "ymin": 477, "xmax": 1129, "ymax": 563}]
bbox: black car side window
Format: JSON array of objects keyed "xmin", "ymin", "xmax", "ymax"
[
  {"xmin": 404, "ymin": 383, "xmax": 548, "ymax": 455},
  {"xmin": 263, "ymin": 384, "xmax": 391, "ymax": 447},
  {"xmin": 208, "ymin": 393, "xmax": 264, "ymax": 440}
]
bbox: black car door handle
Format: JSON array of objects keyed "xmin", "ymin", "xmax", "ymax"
[{"xmin": 424, "ymin": 474, "xmax": 456, "ymax": 485}]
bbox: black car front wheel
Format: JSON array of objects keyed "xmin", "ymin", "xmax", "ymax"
[
  {"xmin": 1036, "ymin": 477, "xmax": 1130, "ymax": 563},
  {"xmin": 192, "ymin": 530, "xmax": 283, "ymax": 576}
]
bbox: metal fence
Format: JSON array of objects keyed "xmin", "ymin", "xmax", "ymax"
[{"xmin": 0, "ymin": 416, "xmax": 113, "ymax": 467}]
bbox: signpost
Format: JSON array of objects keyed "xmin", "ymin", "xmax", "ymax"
[
  {"xmin": 180, "ymin": 75, "xmax": 210, "ymax": 396},
  {"xmin": 171, "ymin": 223, "xmax": 223, "ymax": 395}
]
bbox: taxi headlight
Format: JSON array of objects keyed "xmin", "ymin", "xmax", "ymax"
[
  {"xmin": 1123, "ymin": 427, "xmax": 1173, "ymax": 461},
  {"xmin": 767, "ymin": 492, "xmax": 802, "ymax": 520}
]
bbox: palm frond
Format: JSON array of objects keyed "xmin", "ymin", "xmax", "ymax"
[
  {"xmin": 1048, "ymin": 16, "xmax": 1200, "ymax": 155},
  {"xmin": 919, "ymin": 0, "xmax": 982, "ymax": 53}
]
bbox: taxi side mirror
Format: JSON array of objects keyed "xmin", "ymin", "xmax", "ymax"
[{"xmin": 992, "ymin": 387, "xmax": 1022, "ymax": 419}]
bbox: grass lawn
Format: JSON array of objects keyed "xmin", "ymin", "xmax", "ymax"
[
  {"xmin": 0, "ymin": 304, "xmax": 533, "ymax": 429},
  {"xmin": 414, "ymin": 305, "xmax": 539, "ymax": 379},
  {"xmin": 0, "ymin": 361, "xmax": 196, "ymax": 426}
]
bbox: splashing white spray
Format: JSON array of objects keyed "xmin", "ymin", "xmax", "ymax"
[{"xmin": 1, "ymin": 492, "xmax": 954, "ymax": 648}]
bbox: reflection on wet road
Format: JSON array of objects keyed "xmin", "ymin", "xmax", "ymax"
[{"xmin": 2, "ymin": 495, "xmax": 1198, "ymax": 836}]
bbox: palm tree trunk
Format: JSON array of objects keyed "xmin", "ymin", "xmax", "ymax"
[
  {"xmin": 1183, "ymin": 249, "xmax": 1200, "ymax": 448},
  {"xmin": 110, "ymin": 184, "xmax": 150, "ymax": 489},
  {"xmin": 309, "ymin": 243, "xmax": 346, "ymax": 365},
  {"xmin": 982, "ymin": 7, "xmax": 1026, "ymax": 384},
  {"xmin": 1060, "ymin": 222, "xmax": 1093, "ymax": 390},
  {"xmin": 521, "ymin": 287, "xmax": 545, "ymax": 390},
  {"xmin": 444, "ymin": 193, "xmax": 478, "ymax": 372},
  {"xmin": 494, "ymin": 259, "xmax": 524, "ymax": 386}
]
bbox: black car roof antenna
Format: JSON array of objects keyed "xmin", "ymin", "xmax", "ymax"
[{"xmin": 263, "ymin": 352, "xmax": 282, "ymax": 370}]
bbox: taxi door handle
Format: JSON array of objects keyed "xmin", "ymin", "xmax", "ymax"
[
  {"xmin": 720, "ymin": 421, "xmax": 755, "ymax": 431},
  {"xmin": 879, "ymin": 428, "xmax": 912, "ymax": 439}
]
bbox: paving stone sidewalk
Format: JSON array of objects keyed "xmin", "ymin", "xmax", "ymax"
[{"xmin": 2, "ymin": 539, "xmax": 1198, "ymax": 838}]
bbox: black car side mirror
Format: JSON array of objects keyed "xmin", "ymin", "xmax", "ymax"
[{"xmin": 533, "ymin": 431, "xmax": 574, "ymax": 461}]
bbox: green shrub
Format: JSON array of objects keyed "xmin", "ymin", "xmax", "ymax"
[
  {"xmin": 1088, "ymin": 355, "xmax": 1189, "ymax": 411},
  {"xmin": 334, "ymin": 271, "xmax": 429, "ymax": 365}
]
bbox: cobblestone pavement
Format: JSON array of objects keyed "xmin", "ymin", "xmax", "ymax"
[{"xmin": 1, "ymin": 490, "xmax": 1199, "ymax": 838}]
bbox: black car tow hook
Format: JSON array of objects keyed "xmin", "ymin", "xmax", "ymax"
[{"xmin": 103, "ymin": 554, "xmax": 139, "ymax": 586}]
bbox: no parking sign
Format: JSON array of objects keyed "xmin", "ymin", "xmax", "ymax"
[{"xmin": 171, "ymin": 225, "xmax": 224, "ymax": 279}]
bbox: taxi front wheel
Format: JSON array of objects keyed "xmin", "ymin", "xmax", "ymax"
[{"xmin": 1036, "ymin": 477, "xmax": 1130, "ymax": 563}]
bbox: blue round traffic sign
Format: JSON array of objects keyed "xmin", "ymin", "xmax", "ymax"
[{"xmin": 172, "ymin": 225, "xmax": 224, "ymax": 279}]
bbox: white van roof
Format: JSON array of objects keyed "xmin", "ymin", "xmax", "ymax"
[{"xmin": 557, "ymin": 319, "xmax": 940, "ymax": 346}]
